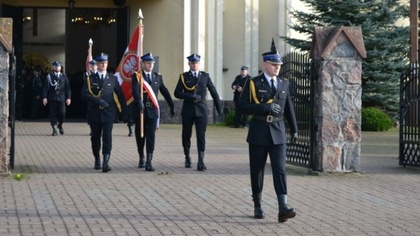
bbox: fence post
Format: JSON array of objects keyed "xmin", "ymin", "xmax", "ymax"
[{"xmin": 310, "ymin": 26, "xmax": 366, "ymax": 172}]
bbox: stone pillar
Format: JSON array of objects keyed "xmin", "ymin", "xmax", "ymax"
[
  {"xmin": 310, "ymin": 26, "xmax": 366, "ymax": 172},
  {"xmin": 0, "ymin": 18, "xmax": 13, "ymax": 174}
]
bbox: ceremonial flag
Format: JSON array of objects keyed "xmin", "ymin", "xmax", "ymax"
[
  {"xmin": 114, "ymin": 26, "xmax": 159, "ymax": 114},
  {"xmin": 115, "ymin": 26, "xmax": 141, "ymax": 104}
]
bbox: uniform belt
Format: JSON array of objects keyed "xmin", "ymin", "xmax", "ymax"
[{"xmin": 253, "ymin": 115, "xmax": 283, "ymax": 123}]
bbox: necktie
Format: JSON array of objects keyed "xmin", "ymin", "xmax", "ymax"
[
  {"xmin": 101, "ymin": 74, "xmax": 104, "ymax": 80},
  {"xmin": 271, "ymin": 78, "xmax": 276, "ymax": 95},
  {"xmin": 147, "ymin": 73, "xmax": 151, "ymax": 83},
  {"xmin": 193, "ymin": 72, "xmax": 197, "ymax": 78}
]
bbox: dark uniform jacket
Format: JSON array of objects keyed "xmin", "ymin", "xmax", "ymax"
[
  {"xmin": 231, "ymin": 74, "xmax": 251, "ymax": 101},
  {"xmin": 81, "ymin": 72, "xmax": 127, "ymax": 123},
  {"xmin": 42, "ymin": 72, "xmax": 71, "ymax": 102},
  {"xmin": 238, "ymin": 73, "xmax": 298, "ymax": 145},
  {"xmin": 31, "ymin": 75, "xmax": 43, "ymax": 99},
  {"xmin": 174, "ymin": 70, "xmax": 222, "ymax": 117},
  {"xmin": 131, "ymin": 71, "xmax": 174, "ymax": 119}
]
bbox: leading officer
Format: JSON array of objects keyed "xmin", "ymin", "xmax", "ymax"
[
  {"xmin": 174, "ymin": 54, "xmax": 221, "ymax": 171},
  {"xmin": 131, "ymin": 52, "xmax": 175, "ymax": 171},
  {"xmin": 237, "ymin": 40, "xmax": 298, "ymax": 223},
  {"xmin": 82, "ymin": 53, "xmax": 127, "ymax": 172}
]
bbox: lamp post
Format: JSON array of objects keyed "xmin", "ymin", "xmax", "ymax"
[{"xmin": 410, "ymin": 0, "xmax": 418, "ymax": 63}]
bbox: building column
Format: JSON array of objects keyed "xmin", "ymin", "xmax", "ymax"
[
  {"xmin": 245, "ymin": 0, "xmax": 259, "ymax": 76},
  {"xmin": 206, "ymin": 0, "xmax": 224, "ymax": 98}
]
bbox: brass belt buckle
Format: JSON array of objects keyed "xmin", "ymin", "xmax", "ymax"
[{"xmin": 266, "ymin": 115, "xmax": 273, "ymax": 123}]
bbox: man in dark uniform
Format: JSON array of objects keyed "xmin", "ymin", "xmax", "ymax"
[
  {"xmin": 81, "ymin": 53, "xmax": 127, "ymax": 172},
  {"xmin": 231, "ymin": 65, "xmax": 251, "ymax": 128},
  {"xmin": 174, "ymin": 53, "xmax": 222, "ymax": 171},
  {"xmin": 131, "ymin": 52, "xmax": 175, "ymax": 171},
  {"xmin": 42, "ymin": 61, "xmax": 71, "ymax": 136},
  {"xmin": 238, "ymin": 40, "xmax": 298, "ymax": 223},
  {"xmin": 30, "ymin": 66, "xmax": 44, "ymax": 119}
]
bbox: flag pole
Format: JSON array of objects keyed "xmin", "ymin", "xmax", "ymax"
[
  {"xmin": 86, "ymin": 38, "xmax": 93, "ymax": 75},
  {"xmin": 138, "ymin": 9, "xmax": 144, "ymax": 138}
]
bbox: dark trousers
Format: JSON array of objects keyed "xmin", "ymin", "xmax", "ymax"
[
  {"xmin": 90, "ymin": 121, "xmax": 114, "ymax": 156},
  {"xmin": 234, "ymin": 101, "xmax": 248, "ymax": 127},
  {"xmin": 182, "ymin": 114, "xmax": 207, "ymax": 154},
  {"xmin": 134, "ymin": 116, "xmax": 158, "ymax": 155},
  {"xmin": 31, "ymin": 98, "xmax": 42, "ymax": 119},
  {"xmin": 249, "ymin": 143, "xmax": 287, "ymax": 202},
  {"xmin": 48, "ymin": 100, "xmax": 66, "ymax": 126}
]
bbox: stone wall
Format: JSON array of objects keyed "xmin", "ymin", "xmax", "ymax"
[{"xmin": 0, "ymin": 45, "xmax": 9, "ymax": 173}]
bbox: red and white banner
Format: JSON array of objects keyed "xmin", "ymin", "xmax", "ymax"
[
  {"xmin": 115, "ymin": 26, "xmax": 141, "ymax": 104},
  {"xmin": 114, "ymin": 26, "xmax": 159, "ymax": 116}
]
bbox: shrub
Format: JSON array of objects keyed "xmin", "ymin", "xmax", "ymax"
[
  {"xmin": 361, "ymin": 107, "xmax": 393, "ymax": 131},
  {"xmin": 224, "ymin": 109, "xmax": 235, "ymax": 126}
]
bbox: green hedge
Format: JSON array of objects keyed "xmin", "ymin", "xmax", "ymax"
[
  {"xmin": 361, "ymin": 107, "xmax": 393, "ymax": 131},
  {"xmin": 224, "ymin": 109, "xmax": 235, "ymax": 126}
]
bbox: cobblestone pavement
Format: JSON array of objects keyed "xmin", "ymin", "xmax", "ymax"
[{"xmin": 1, "ymin": 121, "xmax": 420, "ymax": 236}]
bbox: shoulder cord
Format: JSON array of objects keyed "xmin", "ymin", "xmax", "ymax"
[
  {"xmin": 87, "ymin": 75, "xmax": 122, "ymax": 112},
  {"xmin": 180, "ymin": 74, "xmax": 196, "ymax": 91},
  {"xmin": 86, "ymin": 76, "xmax": 102, "ymax": 98},
  {"xmin": 47, "ymin": 74, "xmax": 59, "ymax": 90},
  {"xmin": 249, "ymin": 79, "xmax": 273, "ymax": 104}
]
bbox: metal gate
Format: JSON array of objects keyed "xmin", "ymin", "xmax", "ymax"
[
  {"xmin": 399, "ymin": 64, "xmax": 420, "ymax": 167},
  {"xmin": 280, "ymin": 52, "xmax": 315, "ymax": 168}
]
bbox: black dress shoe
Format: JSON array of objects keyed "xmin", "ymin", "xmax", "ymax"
[
  {"xmin": 59, "ymin": 127, "xmax": 64, "ymax": 135},
  {"xmin": 254, "ymin": 207, "xmax": 265, "ymax": 219},
  {"xmin": 278, "ymin": 207, "xmax": 296, "ymax": 223},
  {"xmin": 94, "ymin": 165, "xmax": 101, "ymax": 170},
  {"xmin": 197, "ymin": 163, "xmax": 207, "ymax": 171},
  {"xmin": 52, "ymin": 128, "xmax": 57, "ymax": 136},
  {"xmin": 185, "ymin": 157, "xmax": 192, "ymax": 168},
  {"xmin": 102, "ymin": 165, "xmax": 111, "ymax": 173},
  {"xmin": 138, "ymin": 156, "xmax": 145, "ymax": 168}
]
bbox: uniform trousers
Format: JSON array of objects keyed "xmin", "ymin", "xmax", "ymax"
[
  {"xmin": 90, "ymin": 121, "xmax": 113, "ymax": 156},
  {"xmin": 249, "ymin": 142, "xmax": 287, "ymax": 201},
  {"xmin": 234, "ymin": 100, "xmax": 248, "ymax": 127},
  {"xmin": 134, "ymin": 114, "xmax": 158, "ymax": 155},
  {"xmin": 182, "ymin": 114, "xmax": 207, "ymax": 153},
  {"xmin": 48, "ymin": 100, "xmax": 66, "ymax": 126}
]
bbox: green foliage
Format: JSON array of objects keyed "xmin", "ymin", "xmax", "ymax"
[
  {"xmin": 12, "ymin": 173, "xmax": 25, "ymax": 181},
  {"xmin": 283, "ymin": 0, "xmax": 409, "ymax": 119},
  {"xmin": 224, "ymin": 109, "xmax": 235, "ymax": 126},
  {"xmin": 361, "ymin": 107, "xmax": 393, "ymax": 131}
]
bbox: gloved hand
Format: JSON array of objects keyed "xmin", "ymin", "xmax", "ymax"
[
  {"xmin": 291, "ymin": 133, "xmax": 298, "ymax": 144},
  {"xmin": 170, "ymin": 108, "xmax": 175, "ymax": 117},
  {"xmin": 264, "ymin": 103, "xmax": 281, "ymax": 115},
  {"xmin": 193, "ymin": 94, "xmax": 202, "ymax": 103},
  {"xmin": 137, "ymin": 100, "xmax": 145, "ymax": 112},
  {"xmin": 99, "ymin": 99, "xmax": 109, "ymax": 108}
]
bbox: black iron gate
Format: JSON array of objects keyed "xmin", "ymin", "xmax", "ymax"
[
  {"xmin": 280, "ymin": 52, "xmax": 315, "ymax": 168},
  {"xmin": 399, "ymin": 64, "xmax": 420, "ymax": 167}
]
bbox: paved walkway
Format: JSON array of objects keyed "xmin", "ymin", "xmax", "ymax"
[{"xmin": 1, "ymin": 121, "xmax": 420, "ymax": 236}]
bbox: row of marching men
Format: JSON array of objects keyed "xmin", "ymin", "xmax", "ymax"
[{"xmin": 43, "ymin": 40, "xmax": 299, "ymax": 223}]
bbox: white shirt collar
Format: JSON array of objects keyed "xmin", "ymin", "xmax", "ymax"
[{"xmin": 263, "ymin": 72, "xmax": 276, "ymax": 84}]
